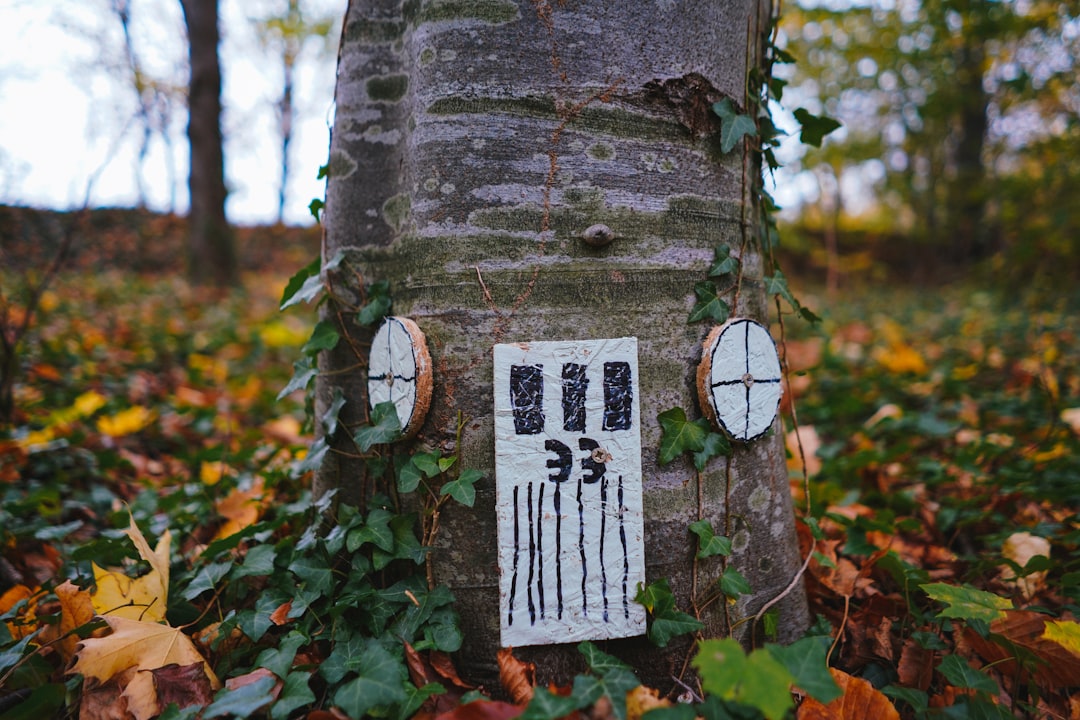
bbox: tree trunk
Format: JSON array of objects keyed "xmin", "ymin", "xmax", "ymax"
[
  {"xmin": 181, "ymin": 0, "xmax": 237, "ymax": 287},
  {"xmin": 317, "ymin": 0, "xmax": 808, "ymax": 690}
]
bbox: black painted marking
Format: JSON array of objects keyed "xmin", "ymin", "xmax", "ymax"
[
  {"xmin": 367, "ymin": 317, "xmax": 421, "ymax": 427},
  {"xmin": 509, "ymin": 484, "xmax": 520, "ymax": 626},
  {"xmin": 578, "ymin": 477, "xmax": 587, "ymax": 617},
  {"xmin": 618, "ymin": 475, "xmax": 629, "ymax": 619},
  {"xmin": 526, "ymin": 481, "xmax": 536, "ymax": 625},
  {"xmin": 545, "ymin": 439, "xmax": 572, "ymax": 482},
  {"xmin": 536, "ymin": 482, "xmax": 545, "ymax": 620},
  {"xmin": 554, "ymin": 481, "xmax": 563, "ymax": 620},
  {"xmin": 578, "ymin": 437, "xmax": 606, "ymax": 484},
  {"xmin": 603, "ymin": 361, "xmax": 633, "ymax": 431},
  {"xmin": 561, "ymin": 363, "xmax": 588, "ymax": 432},
  {"xmin": 510, "ymin": 364, "xmax": 544, "ymax": 435},
  {"xmin": 600, "ymin": 474, "xmax": 609, "ymax": 622}
]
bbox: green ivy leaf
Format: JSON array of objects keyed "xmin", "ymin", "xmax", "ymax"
[
  {"xmin": 578, "ymin": 641, "xmax": 632, "ymax": 675},
  {"xmin": 411, "ymin": 451, "xmax": 443, "ymax": 477},
  {"xmin": 232, "ymin": 543, "xmax": 276, "ymax": 579},
  {"xmin": 657, "ymin": 407, "xmax": 710, "ymax": 465},
  {"xmin": 883, "ymin": 686, "xmax": 929, "ymax": 716},
  {"xmin": 302, "ymin": 319, "xmax": 340, "ymax": 356},
  {"xmin": 719, "ymin": 567, "xmax": 751, "ymax": 600},
  {"xmin": 331, "ymin": 640, "xmax": 408, "ymax": 719},
  {"xmin": 708, "ymin": 245, "xmax": 740, "ymax": 278},
  {"xmin": 635, "ymin": 579, "xmax": 703, "ymax": 648},
  {"xmin": 641, "ymin": 706, "xmax": 696, "ymax": 720},
  {"xmin": 296, "ymin": 436, "xmax": 329, "ymax": 473},
  {"xmin": 255, "ymin": 630, "xmax": 307, "ymax": 679},
  {"xmin": 937, "ymin": 654, "xmax": 999, "ymax": 695},
  {"xmin": 693, "ymin": 432, "xmax": 731, "ymax": 471},
  {"xmin": 280, "ymin": 256, "xmax": 321, "ymax": 310},
  {"xmin": 921, "ymin": 582, "xmax": 1012, "ymax": 624},
  {"xmin": 440, "ymin": 468, "xmax": 482, "ymax": 507},
  {"xmin": 348, "ymin": 508, "xmax": 395, "ymax": 553},
  {"xmin": 354, "ymin": 401, "xmax": 403, "ymax": 451},
  {"xmin": 767, "ymin": 637, "xmax": 841, "ymax": 704},
  {"xmin": 396, "ymin": 457, "xmax": 424, "ymax": 493},
  {"xmin": 181, "ymin": 560, "xmax": 231, "ymax": 600},
  {"xmin": 277, "ymin": 358, "xmax": 316, "ymax": 400},
  {"xmin": 204, "ymin": 675, "xmax": 278, "ymax": 719},
  {"xmin": 322, "ymin": 387, "xmax": 347, "ymax": 437},
  {"xmin": 521, "ymin": 687, "xmax": 581, "ymax": 720},
  {"xmin": 571, "ymin": 668, "xmax": 640, "ymax": 720},
  {"xmin": 764, "ymin": 271, "xmax": 821, "ymax": 324},
  {"xmin": 289, "ymin": 553, "xmax": 335, "ymax": 596},
  {"xmin": 689, "ymin": 520, "xmax": 731, "ymax": 559},
  {"xmin": 712, "ymin": 98, "xmax": 758, "ymax": 153},
  {"xmin": 693, "ymin": 639, "xmax": 796, "ymax": 720},
  {"xmin": 688, "ymin": 281, "xmax": 730, "ymax": 324},
  {"xmin": 395, "ymin": 683, "xmax": 446, "ymax": 720},
  {"xmin": 271, "ymin": 672, "xmax": 317, "ymax": 720},
  {"xmin": 792, "ymin": 108, "xmax": 842, "ymax": 148},
  {"xmin": 359, "ymin": 280, "xmax": 393, "ymax": 326}
]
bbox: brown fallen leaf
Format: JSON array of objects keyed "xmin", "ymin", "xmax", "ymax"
[
  {"xmin": 964, "ymin": 610, "xmax": 1080, "ymax": 691},
  {"xmin": 152, "ymin": 662, "xmax": 216, "ymax": 712},
  {"xmin": 435, "ymin": 700, "xmax": 525, "ymax": 720},
  {"xmin": 498, "ymin": 647, "xmax": 535, "ymax": 705},
  {"xmin": 270, "ymin": 600, "xmax": 294, "ymax": 626},
  {"xmin": 80, "ymin": 666, "xmax": 137, "ymax": 720},
  {"xmin": 213, "ymin": 477, "xmax": 266, "ymax": 541},
  {"xmin": 796, "ymin": 667, "xmax": 899, "ymax": 720},
  {"xmin": 896, "ymin": 638, "xmax": 934, "ymax": 691},
  {"xmin": 626, "ymin": 685, "xmax": 670, "ymax": 720}
]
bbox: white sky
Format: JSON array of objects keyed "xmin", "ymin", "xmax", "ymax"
[{"xmin": 0, "ymin": 0, "xmax": 343, "ymax": 226}]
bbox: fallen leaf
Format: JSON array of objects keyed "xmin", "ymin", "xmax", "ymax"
[
  {"xmin": 97, "ymin": 406, "xmax": 156, "ymax": 438},
  {"xmin": 212, "ymin": 477, "xmax": 266, "ymax": 541},
  {"xmin": 69, "ymin": 615, "xmax": 221, "ymax": 690},
  {"xmin": 796, "ymin": 667, "xmax": 900, "ymax": 719},
  {"xmin": 79, "ymin": 666, "xmax": 137, "ymax": 720},
  {"xmin": 999, "ymin": 531, "xmax": 1050, "ymax": 600},
  {"xmin": 435, "ymin": 700, "xmax": 524, "ymax": 720},
  {"xmin": 0, "ymin": 584, "xmax": 35, "ymax": 639},
  {"xmin": 56, "ymin": 579, "xmax": 96, "ymax": 661},
  {"xmin": 626, "ymin": 685, "xmax": 670, "ymax": 720},
  {"xmin": 151, "ymin": 662, "xmax": 216, "ymax": 713},
  {"xmin": 1062, "ymin": 407, "xmax": 1080, "ymax": 436},
  {"xmin": 270, "ymin": 600, "xmax": 293, "ymax": 626},
  {"xmin": 896, "ymin": 638, "xmax": 934, "ymax": 691},
  {"xmin": 121, "ymin": 671, "xmax": 159, "ymax": 720},
  {"xmin": 498, "ymin": 647, "xmax": 536, "ymax": 705},
  {"xmin": 964, "ymin": 610, "xmax": 1080, "ymax": 690}
]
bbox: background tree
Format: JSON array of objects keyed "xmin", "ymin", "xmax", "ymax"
[
  {"xmin": 180, "ymin": 0, "xmax": 237, "ymax": 287},
  {"xmin": 253, "ymin": 0, "xmax": 337, "ymax": 226},
  {"xmin": 316, "ymin": 0, "xmax": 808, "ymax": 689}
]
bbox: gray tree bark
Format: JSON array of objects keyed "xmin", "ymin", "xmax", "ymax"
[
  {"xmin": 317, "ymin": 0, "xmax": 808, "ymax": 690},
  {"xmin": 181, "ymin": 0, "xmax": 237, "ymax": 287}
]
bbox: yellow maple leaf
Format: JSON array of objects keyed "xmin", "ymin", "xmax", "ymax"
[
  {"xmin": 68, "ymin": 615, "xmax": 220, "ymax": 690},
  {"xmin": 1043, "ymin": 619, "xmax": 1080, "ymax": 658},
  {"xmin": 91, "ymin": 516, "xmax": 170, "ymax": 622},
  {"xmin": 97, "ymin": 406, "xmax": 156, "ymax": 438}
]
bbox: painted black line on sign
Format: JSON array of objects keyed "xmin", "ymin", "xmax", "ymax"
[
  {"xmin": 510, "ymin": 364, "xmax": 544, "ymax": 435},
  {"xmin": 578, "ymin": 476, "xmax": 587, "ymax": 617},
  {"xmin": 526, "ymin": 481, "xmax": 536, "ymax": 625},
  {"xmin": 600, "ymin": 474, "xmax": 609, "ymax": 622},
  {"xmin": 618, "ymin": 475, "xmax": 629, "ymax": 620},
  {"xmin": 509, "ymin": 484, "xmax": 520, "ymax": 627},
  {"xmin": 537, "ymin": 482, "xmax": 546, "ymax": 620},
  {"xmin": 554, "ymin": 482, "xmax": 563, "ymax": 620}
]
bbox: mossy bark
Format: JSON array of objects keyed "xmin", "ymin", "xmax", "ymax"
[{"xmin": 317, "ymin": 0, "xmax": 808, "ymax": 690}]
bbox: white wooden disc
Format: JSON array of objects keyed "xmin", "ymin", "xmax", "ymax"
[
  {"xmin": 696, "ymin": 318, "xmax": 783, "ymax": 442},
  {"xmin": 367, "ymin": 316, "xmax": 432, "ymax": 437}
]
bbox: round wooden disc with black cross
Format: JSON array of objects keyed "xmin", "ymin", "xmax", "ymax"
[
  {"xmin": 367, "ymin": 316, "xmax": 433, "ymax": 438},
  {"xmin": 696, "ymin": 318, "xmax": 783, "ymax": 442}
]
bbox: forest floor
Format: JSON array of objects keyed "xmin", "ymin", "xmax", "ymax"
[{"xmin": 2, "ymin": 207, "xmax": 1080, "ymax": 719}]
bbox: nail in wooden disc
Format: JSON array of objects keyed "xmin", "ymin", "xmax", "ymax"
[
  {"xmin": 696, "ymin": 318, "xmax": 783, "ymax": 442},
  {"xmin": 367, "ymin": 317, "xmax": 433, "ymax": 437}
]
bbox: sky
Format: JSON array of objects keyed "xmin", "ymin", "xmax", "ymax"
[{"xmin": 0, "ymin": 0, "xmax": 342, "ymax": 227}]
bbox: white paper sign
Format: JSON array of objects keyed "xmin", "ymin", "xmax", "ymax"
[{"xmin": 494, "ymin": 338, "xmax": 647, "ymax": 647}]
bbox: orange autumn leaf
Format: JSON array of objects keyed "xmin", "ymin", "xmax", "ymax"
[
  {"xmin": 965, "ymin": 610, "xmax": 1080, "ymax": 690},
  {"xmin": 0, "ymin": 584, "xmax": 37, "ymax": 639},
  {"xmin": 498, "ymin": 647, "xmax": 536, "ymax": 705},
  {"xmin": 56, "ymin": 579, "xmax": 96, "ymax": 662},
  {"xmin": 797, "ymin": 668, "xmax": 899, "ymax": 720},
  {"xmin": 212, "ymin": 476, "xmax": 266, "ymax": 541}
]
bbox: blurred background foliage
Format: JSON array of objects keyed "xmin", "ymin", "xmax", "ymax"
[{"xmin": 775, "ymin": 0, "xmax": 1080, "ymax": 290}]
